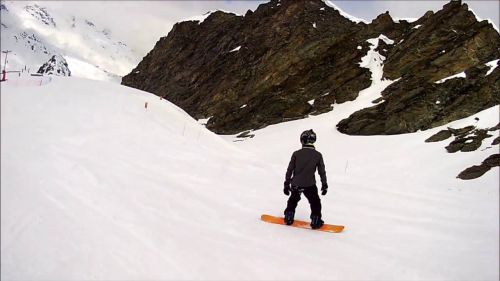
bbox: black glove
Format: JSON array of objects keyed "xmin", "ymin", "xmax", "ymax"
[
  {"xmin": 321, "ymin": 184, "xmax": 328, "ymax": 196},
  {"xmin": 284, "ymin": 182, "xmax": 291, "ymax": 196}
]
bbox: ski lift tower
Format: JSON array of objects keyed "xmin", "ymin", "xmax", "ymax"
[{"xmin": 1, "ymin": 50, "xmax": 11, "ymax": 81}]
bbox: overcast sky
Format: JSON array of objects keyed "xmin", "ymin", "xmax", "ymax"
[{"xmin": 34, "ymin": 0, "xmax": 500, "ymax": 58}]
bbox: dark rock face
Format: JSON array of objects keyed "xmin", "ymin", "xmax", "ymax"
[
  {"xmin": 337, "ymin": 61, "xmax": 499, "ymax": 135},
  {"xmin": 383, "ymin": 1, "xmax": 498, "ymax": 82},
  {"xmin": 122, "ymin": 0, "xmax": 499, "ymax": 135},
  {"xmin": 124, "ymin": 0, "xmax": 376, "ymax": 134},
  {"xmin": 337, "ymin": 1, "xmax": 500, "ymax": 135},
  {"xmin": 425, "ymin": 129, "xmax": 452, "ymax": 142}
]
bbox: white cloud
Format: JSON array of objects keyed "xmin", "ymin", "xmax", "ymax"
[{"xmin": 35, "ymin": 1, "xmax": 265, "ymax": 57}]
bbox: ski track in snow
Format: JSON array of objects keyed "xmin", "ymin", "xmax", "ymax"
[{"xmin": 1, "ymin": 51, "xmax": 499, "ymax": 280}]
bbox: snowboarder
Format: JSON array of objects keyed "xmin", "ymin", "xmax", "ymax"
[{"xmin": 283, "ymin": 129, "xmax": 328, "ymax": 229}]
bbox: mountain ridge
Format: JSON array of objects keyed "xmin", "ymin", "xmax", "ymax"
[{"xmin": 122, "ymin": 0, "xmax": 499, "ymax": 136}]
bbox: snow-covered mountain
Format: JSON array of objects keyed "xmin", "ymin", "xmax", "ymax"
[
  {"xmin": 1, "ymin": 74, "xmax": 498, "ymax": 280},
  {"xmin": 0, "ymin": 1, "xmax": 140, "ymax": 82}
]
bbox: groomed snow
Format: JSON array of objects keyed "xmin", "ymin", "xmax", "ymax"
[{"xmin": 1, "ymin": 73, "xmax": 498, "ymax": 280}]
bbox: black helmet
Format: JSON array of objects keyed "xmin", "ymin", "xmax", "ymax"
[{"xmin": 300, "ymin": 129, "xmax": 316, "ymax": 145}]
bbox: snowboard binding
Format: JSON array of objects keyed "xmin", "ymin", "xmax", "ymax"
[
  {"xmin": 310, "ymin": 215, "xmax": 324, "ymax": 229},
  {"xmin": 284, "ymin": 210, "xmax": 295, "ymax": 225}
]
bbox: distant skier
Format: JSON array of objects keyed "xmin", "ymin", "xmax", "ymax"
[{"xmin": 283, "ymin": 129, "xmax": 328, "ymax": 229}]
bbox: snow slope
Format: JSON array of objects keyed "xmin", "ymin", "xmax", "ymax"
[
  {"xmin": 0, "ymin": 1, "xmax": 139, "ymax": 82},
  {"xmin": 1, "ymin": 73, "xmax": 499, "ymax": 280}
]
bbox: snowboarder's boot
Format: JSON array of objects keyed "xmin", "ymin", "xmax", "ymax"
[
  {"xmin": 310, "ymin": 215, "xmax": 324, "ymax": 229},
  {"xmin": 284, "ymin": 210, "xmax": 295, "ymax": 225}
]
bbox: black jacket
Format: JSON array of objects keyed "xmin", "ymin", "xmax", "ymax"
[{"xmin": 285, "ymin": 144, "xmax": 327, "ymax": 188}]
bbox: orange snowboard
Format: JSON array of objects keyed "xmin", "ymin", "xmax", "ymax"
[{"xmin": 261, "ymin": 214, "xmax": 344, "ymax": 233}]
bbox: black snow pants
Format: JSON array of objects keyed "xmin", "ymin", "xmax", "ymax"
[{"xmin": 284, "ymin": 185, "xmax": 322, "ymax": 218}]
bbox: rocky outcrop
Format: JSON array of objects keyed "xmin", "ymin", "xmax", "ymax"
[
  {"xmin": 383, "ymin": 1, "xmax": 498, "ymax": 82},
  {"xmin": 37, "ymin": 54, "xmax": 71, "ymax": 76},
  {"xmin": 457, "ymin": 154, "xmax": 500, "ymax": 180},
  {"xmin": 444, "ymin": 127, "xmax": 493, "ymax": 153},
  {"xmin": 122, "ymin": 0, "xmax": 499, "ymax": 135},
  {"xmin": 337, "ymin": 1, "xmax": 500, "ymax": 135},
  {"xmin": 426, "ymin": 123, "xmax": 498, "ymax": 152},
  {"xmin": 338, "ymin": 63, "xmax": 500, "ymax": 135},
  {"xmin": 425, "ymin": 129, "xmax": 453, "ymax": 142},
  {"xmin": 424, "ymin": 123, "xmax": 499, "ymax": 180}
]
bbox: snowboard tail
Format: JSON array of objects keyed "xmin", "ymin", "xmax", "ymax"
[{"xmin": 260, "ymin": 214, "xmax": 344, "ymax": 233}]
